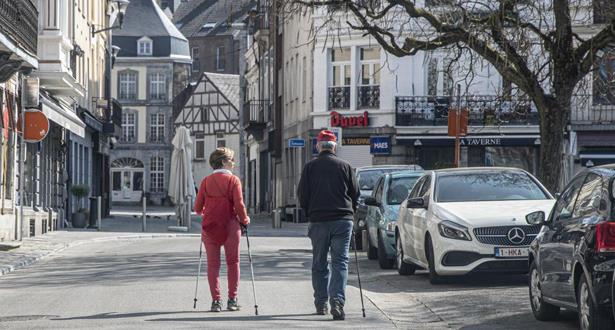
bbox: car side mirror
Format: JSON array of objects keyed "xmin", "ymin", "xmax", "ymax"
[
  {"xmin": 364, "ymin": 196, "xmax": 380, "ymax": 207},
  {"xmin": 526, "ymin": 211, "xmax": 546, "ymax": 226},
  {"xmin": 406, "ymin": 197, "xmax": 427, "ymax": 209}
]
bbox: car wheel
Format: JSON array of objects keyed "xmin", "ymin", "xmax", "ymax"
[
  {"xmin": 396, "ymin": 234, "xmax": 415, "ymax": 275},
  {"xmin": 378, "ymin": 231, "xmax": 395, "ymax": 269},
  {"xmin": 529, "ymin": 260, "xmax": 559, "ymax": 321},
  {"xmin": 367, "ymin": 231, "xmax": 378, "ymax": 260},
  {"xmin": 426, "ymin": 236, "xmax": 446, "ymax": 285},
  {"xmin": 577, "ymin": 273, "xmax": 614, "ymax": 330}
]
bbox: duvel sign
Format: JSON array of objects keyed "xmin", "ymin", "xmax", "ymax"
[{"xmin": 330, "ymin": 111, "xmax": 369, "ymax": 128}]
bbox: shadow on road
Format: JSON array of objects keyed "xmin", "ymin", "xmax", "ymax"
[{"xmin": 458, "ymin": 311, "xmax": 578, "ymax": 329}]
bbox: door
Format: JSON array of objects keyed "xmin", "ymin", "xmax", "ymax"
[
  {"xmin": 112, "ymin": 170, "xmax": 144, "ymax": 202},
  {"xmin": 540, "ymin": 174, "xmax": 586, "ymax": 299},
  {"xmin": 552, "ymin": 173, "xmax": 603, "ymax": 303},
  {"xmin": 403, "ymin": 176, "xmax": 427, "ymax": 262},
  {"xmin": 368, "ymin": 177, "xmax": 385, "ymax": 247},
  {"xmin": 412, "ymin": 175, "xmax": 432, "ymax": 265}
]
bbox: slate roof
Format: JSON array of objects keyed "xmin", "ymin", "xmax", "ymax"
[
  {"xmin": 204, "ymin": 73, "xmax": 240, "ymax": 109},
  {"xmin": 115, "ymin": 0, "xmax": 187, "ymax": 40},
  {"xmin": 173, "ymin": 0, "xmax": 256, "ymax": 38}
]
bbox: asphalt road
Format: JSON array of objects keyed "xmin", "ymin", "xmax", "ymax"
[{"xmin": 0, "ymin": 224, "xmax": 581, "ymax": 329}]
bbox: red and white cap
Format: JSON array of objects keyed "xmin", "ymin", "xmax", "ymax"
[{"xmin": 317, "ymin": 130, "xmax": 337, "ymax": 143}]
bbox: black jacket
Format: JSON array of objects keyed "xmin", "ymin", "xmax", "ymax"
[{"xmin": 298, "ymin": 151, "xmax": 359, "ymax": 223}]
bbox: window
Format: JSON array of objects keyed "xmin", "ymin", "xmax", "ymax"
[
  {"xmin": 150, "ymin": 157, "xmax": 164, "ymax": 193},
  {"xmin": 419, "ymin": 176, "xmax": 431, "ymax": 198},
  {"xmin": 119, "ymin": 71, "xmax": 137, "ymax": 100},
  {"xmin": 593, "ymin": 47, "xmax": 615, "ymax": 105},
  {"xmin": 192, "ymin": 47, "xmax": 200, "ymax": 72},
  {"xmin": 113, "ymin": 172, "xmax": 121, "ymax": 191},
  {"xmin": 149, "ymin": 73, "xmax": 167, "ymax": 101},
  {"xmin": 573, "ymin": 174, "xmax": 604, "ymax": 219},
  {"xmin": 551, "ymin": 175, "xmax": 586, "ymax": 222},
  {"xmin": 373, "ymin": 178, "xmax": 384, "ymax": 200},
  {"xmin": 331, "ymin": 48, "xmax": 351, "ymax": 87},
  {"xmin": 149, "ymin": 113, "xmax": 165, "ymax": 143},
  {"xmin": 409, "ymin": 176, "xmax": 426, "ymax": 199},
  {"xmin": 360, "ymin": 47, "xmax": 380, "ymax": 86},
  {"xmin": 387, "ymin": 176, "xmax": 421, "ymax": 205},
  {"xmin": 216, "ymin": 47, "xmax": 226, "ymax": 71},
  {"xmin": 217, "ymin": 139, "xmax": 226, "ymax": 148},
  {"xmin": 195, "ymin": 135, "xmax": 204, "ymax": 159},
  {"xmin": 138, "ymin": 37, "xmax": 152, "ymax": 56},
  {"xmin": 121, "ymin": 112, "xmax": 136, "ymax": 142}
]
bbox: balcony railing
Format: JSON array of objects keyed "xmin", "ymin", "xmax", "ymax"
[
  {"xmin": 0, "ymin": 0, "xmax": 38, "ymax": 55},
  {"xmin": 571, "ymin": 94, "xmax": 615, "ymax": 124},
  {"xmin": 395, "ymin": 95, "xmax": 539, "ymax": 126},
  {"xmin": 328, "ymin": 87, "xmax": 351, "ymax": 110},
  {"xmin": 244, "ymin": 100, "xmax": 270, "ymax": 126},
  {"xmin": 358, "ymin": 85, "xmax": 380, "ymax": 108}
]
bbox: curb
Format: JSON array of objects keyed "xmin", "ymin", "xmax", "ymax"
[{"xmin": 0, "ymin": 233, "xmax": 200, "ymax": 277}]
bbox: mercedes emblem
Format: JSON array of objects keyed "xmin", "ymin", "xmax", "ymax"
[{"xmin": 507, "ymin": 227, "xmax": 526, "ymax": 245}]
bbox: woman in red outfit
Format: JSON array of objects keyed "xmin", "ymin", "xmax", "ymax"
[{"xmin": 194, "ymin": 147, "xmax": 250, "ymax": 312}]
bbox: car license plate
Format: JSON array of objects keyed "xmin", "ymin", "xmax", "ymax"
[{"xmin": 494, "ymin": 247, "xmax": 529, "ymax": 258}]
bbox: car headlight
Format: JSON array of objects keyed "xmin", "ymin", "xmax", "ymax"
[
  {"xmin": 385, "ymin": 221, "xmax": 396, "ymax": 232},
  {"xmin": 438, "ymin": 220, "xmax": 472, "ymax": 241}
]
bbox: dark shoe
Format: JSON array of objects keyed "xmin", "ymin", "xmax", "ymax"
[
  {"xmin": 227, "ymin": 298, "xmax": 241, "ymax": 311},
  {"xmin": 315, "ymin": 302, "xmax": 328, "ymax": 315},
  {"xmin": 330, "ymin": 301, "xmax": 345, "ymax": 320},
  {"xmin": 210, "ymin": 300, "xmax": 222, "ymax": 312}
]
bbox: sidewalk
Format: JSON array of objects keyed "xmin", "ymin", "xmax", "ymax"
[{"xmin": 0, "ymin": 208, "xmax": 301, "ymax": 277}]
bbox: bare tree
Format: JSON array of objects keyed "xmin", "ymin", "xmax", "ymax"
[{"xmin": 290, "ymin": 0, "xmax": 615, "ymax": 192}]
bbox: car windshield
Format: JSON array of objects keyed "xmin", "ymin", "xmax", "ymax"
[
  {"xmin": 435, "ymin": 171, "xmax": 549, "ymax": 202},
  {"xmin": 387, "ymin": 176, "xmax": 420, "ymax": 205},
  {"xmin": 357, "ymin": 169, "xmax": 406, "ymax": 191}
]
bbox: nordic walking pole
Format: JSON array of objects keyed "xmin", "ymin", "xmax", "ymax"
[
  {"xmin": 193, "ymin": 241, "xmax": 204, "ymax": 309},
  {"xmin": 351, "ymin": 228, "xmax": 366, "ymax": 317},
  {"xmin": 243, "ymin": 224, "xmax": 259, "ymax": 315}
]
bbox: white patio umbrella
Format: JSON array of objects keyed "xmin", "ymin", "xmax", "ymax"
[{"xmin": 168, "ymin": 126, "xmax": 196, "ymax": 231}]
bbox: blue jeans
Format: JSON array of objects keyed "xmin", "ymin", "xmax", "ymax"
[{"xmin": 308, "ymin": 219, "xmax": 353, "ymax": 307}]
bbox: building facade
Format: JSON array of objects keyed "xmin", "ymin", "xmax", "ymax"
[
  {"xmin": 174, "ymin": 73, "xmax": 241, "ymax": 183},
  {"xmin": 0, "ymin": 0, "xmax": 39, "ymax": 242},
  {"xmin": 111, "ymin": 0, "xmax": 190, "ymax": 205},
  {"xmin": 173, "ymin": 0, "xmax": 255, "ymax": 80}
]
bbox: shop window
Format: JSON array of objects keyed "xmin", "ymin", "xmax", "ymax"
[
  {"xmin": 593, "ymin": 47, "xmax": 615, "ymax": 105},
  {"xmin": 485, "ymin": 146, "xmax": 536, "ymax": 174}
]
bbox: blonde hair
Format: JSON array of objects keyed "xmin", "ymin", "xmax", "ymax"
[{"xmin": 209, "ymin": 147, "xmax": 235, "ymax": 170}]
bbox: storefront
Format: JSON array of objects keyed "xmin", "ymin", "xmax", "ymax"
[{"xmin": 397, "ymin": 135, "xmax": 541, "ymax": 175}]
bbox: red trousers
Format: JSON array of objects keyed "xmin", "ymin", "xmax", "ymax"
[{"xmin": 203, "ymin": 220, "xmax": 241, "ymax": 300}]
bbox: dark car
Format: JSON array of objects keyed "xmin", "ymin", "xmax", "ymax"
[
  {"xmin": 352, "ymin": 165, "xmax": 422, "ymax": 249},
  {"xmin": 526, "ymin": 166, "xmax": 615, "ymax": 330}
]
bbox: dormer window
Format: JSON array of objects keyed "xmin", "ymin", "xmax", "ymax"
[{"xmin": 138, "ymin": 37, "xmax": 153, "ymax": 56}]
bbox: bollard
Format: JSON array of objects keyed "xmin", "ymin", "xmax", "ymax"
[
  {"xmin": 142, "ymin": 196, "xmax": 147, "ymax": 232},
  {"xmin": 187, "ymin": 197, "xmax": 192, "ymax": 231},
  {"xmin": 361, "ymin": 230, "xmax": 368, "ymax": 252},
  {"xmin": 97, "ymin": 196, "xmax": 102, "ymax": 231}
]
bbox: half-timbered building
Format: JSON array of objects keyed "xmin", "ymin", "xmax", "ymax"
[{"xmin": 174, "ymin": 72, "xmax": 240, "ymax": 182}]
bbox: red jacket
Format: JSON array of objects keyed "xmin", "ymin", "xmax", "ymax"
[{"xmin": 194, "ymin": 171, "xmax": 248, "ymax": 244}]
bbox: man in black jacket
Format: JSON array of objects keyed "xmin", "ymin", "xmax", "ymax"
[{"xmin": 298, "ymin": 130, "xmax": 359, "ymax": 320}]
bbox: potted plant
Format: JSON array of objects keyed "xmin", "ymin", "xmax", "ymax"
[{"xmin": 71, "ymin": 184, "xmax": 90, "ymax": 228}]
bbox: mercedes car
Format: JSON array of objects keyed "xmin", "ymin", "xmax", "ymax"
[{"xmin": 395, "ymin": 167, "xmax": 554, "ymax": 284}]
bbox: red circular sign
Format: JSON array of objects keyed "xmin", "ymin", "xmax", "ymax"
[{"xmin": 17, "ymin": 110, "xmax": 50, "ymax": 143}]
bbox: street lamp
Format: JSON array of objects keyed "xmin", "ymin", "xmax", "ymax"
[{"xmin": 91, "ymin": 0, "xmax": 130, "ymax": 37}]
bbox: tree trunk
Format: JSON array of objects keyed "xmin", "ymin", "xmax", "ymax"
[{"xmin": 537, "ymin": 96, "xmax": 570, "ymax": 193}]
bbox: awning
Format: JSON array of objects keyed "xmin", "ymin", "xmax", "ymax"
[
  {"xmin": 579, "ymin": 151, "xmax": 615, "ymax": 167},
  {"xmin": 40, "ymin": 96, "xmax": 85, "ymax": 138}
]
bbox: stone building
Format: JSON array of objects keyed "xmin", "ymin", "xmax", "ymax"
[{"xmin": 110, "ymin": 0, "xmax": 191, "ymax": 205}]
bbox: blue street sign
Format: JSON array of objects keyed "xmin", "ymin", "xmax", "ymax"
[
  {"xmin": 370, "ymin": 136, "xmax": 391, "ymax": 155},
  {"xmin": 288, "ymin": 138, "xmax": 306, "ymax": 148}
]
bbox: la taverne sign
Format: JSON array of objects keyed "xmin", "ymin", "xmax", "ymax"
[{"xmin": 330, "ymin": 111, "xmax": 369, "ymax": 128}]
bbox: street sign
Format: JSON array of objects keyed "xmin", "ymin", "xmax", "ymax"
[
  {"xmin": 327, "ymin": 127, "xmax": 342, "ymax": 146},
  {"xmin": 370, "ymin": 136, "xmax": 391, "ymax": 155},
  {"xmin": 288, "ymin": 138, "xmax": 305, "ymax": 148}
]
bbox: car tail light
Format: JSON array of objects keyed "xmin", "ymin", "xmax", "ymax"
[{"xmin": 596, "ymin": 222, "xmax": 615, "ymax": 253}]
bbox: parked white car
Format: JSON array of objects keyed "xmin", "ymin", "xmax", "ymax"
[{"xmin": 395, "ymin": 167, "xmax": 555, "ymax": 284}]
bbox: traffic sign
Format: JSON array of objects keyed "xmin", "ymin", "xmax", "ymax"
[{"xmin": 288, "ymin": 138, "xmax": 305, "ymax": 148}]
